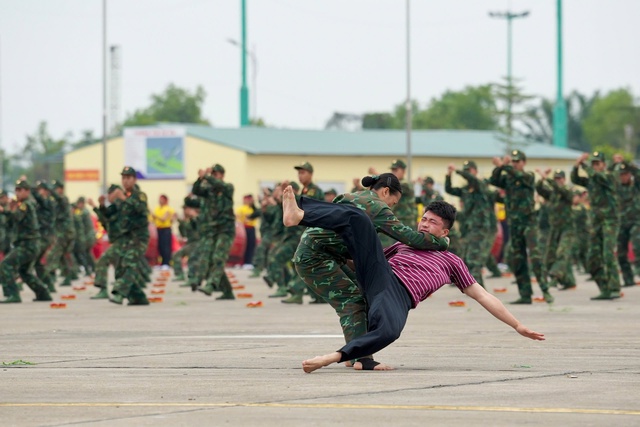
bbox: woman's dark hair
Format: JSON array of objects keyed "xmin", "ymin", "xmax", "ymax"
[
  {"xmin": 361, "ymin": 173, "xmax": 402, "ymax": 196},
  {"xmin": 425, "ymin": 200, "xmax": 457, "ymax": 230}
]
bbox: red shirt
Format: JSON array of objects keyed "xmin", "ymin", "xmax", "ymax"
[{"xmin": 384, "ymin": 242, "xmax": 477, "ymax": 308}]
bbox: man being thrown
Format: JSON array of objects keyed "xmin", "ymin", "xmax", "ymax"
[{"xmin": 281, "ymin": 185, "xmax": 545, "ymax": 373}]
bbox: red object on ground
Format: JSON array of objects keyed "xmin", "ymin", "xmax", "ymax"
[{"xmin": 490, "ymin": 224, "xmax": 503, "ymax": 261}]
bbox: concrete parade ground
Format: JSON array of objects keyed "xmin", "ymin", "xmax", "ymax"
[{"xmin": 1, "ymin": 268, "xmax": 639, "ymax": 427}]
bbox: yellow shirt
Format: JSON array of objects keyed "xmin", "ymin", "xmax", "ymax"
[
  {"xmin": 236, "ymin": 205, "xmax": 258, "ymax": 228},
  {"xmin": 153, "ymin": 205, "xmax": 175, "ymax": 228}
]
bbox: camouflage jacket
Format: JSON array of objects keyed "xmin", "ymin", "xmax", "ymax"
[
  {"xmin": 490, "ymin": 165, "xmax": 536, "ymax": 222},
  {"xmin": 30, "ymin": 189, "xmax": 56, "ymax": 236},
  {"xmin": 572, "ymin": 204, "xmax": 589, "ymax": 235},
  {"xmin": 95, "ymin": 201, "xmax": 125, "ymax": 243},
  {"xmin": 192, "ymin": 175, "xmax": 235, "ymax": 231},
  {"xmin": 392, "ymin": 180, "xmax": 417, "ymax": 226},
  {"xmin": 299, "ymin": 190, "xmax": 449, "ymax": 262},
  {"xmin": 51, "ymin": 191, "xmax": 76, "ymax": 237},
  {"xmin": 535, "ymin": 178, "xmax": 574, "ymax": 229},
  {"xmin": 301, "ymin": 182, "xmax": 324, "ymax": 201},
  {"xmin": 570, "ymin": 164, "xmax": 618, "ymax": 221},
  {"xmin": 74, "ymin": 208, "xmax": 96, "ymax": 245},
  {"xmin": 120, "ymin": 189, "xmax": 150, "ymax": 239},
  {"xmin": 3, "ymin": 199, "xmax": 39, "ymax": 242},
  {"xmin": 445, "ymin": 170, "xmax": 492, "ymax": 229},
  {"xmin": 614, "ymin": 163, "xmax": 640, "ymax": 225},
  {"xmin": 178, "ymin": 217, "xmax": 200, "ymax": 242}
]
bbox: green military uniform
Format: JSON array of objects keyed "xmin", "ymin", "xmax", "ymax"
[
  {"xmin": 484, "ymin": 186, "xmax": 503, "ymax": 279},
  {"xmin": 190, "ymin": 164, "xmax": 236, "ymax": 299},
  {"xmin": 31, "ymin": 182, "xmax": 57, "ymax": 292},
  {"xmin": 172, "ymin": 197, "xmax": 201, "ymax": 280},
  {"xmin": 445, "ymin": 161, "xmax": 493, "ymax": 286},
  {"xmin": 570, "ymin": 151, "xmax": 621, "ymax": 299},
  {"xmin": 76, "ymin": 198, "xmax": 96, "ymax": 275},
  {"xmin": 0, "ymin": 180, "xmax": 52, "ymax": 303},
  {"xmin": 535, "ymin": 170, "xmax": 575, "ymax": 294},
  {"xmin": 490, "ymin": 150, "xmax": 550, "ymax": 304},
  {"xmin": 45, "ymin": 181, "xmax": 77, "ymax": 287},
  {"xmin": 293, "ymin": 189, "xmax": 449, "ymax": 355},
  {"xmin": 0, "ymin": 191, "xmax": 9, "ymax": 256},
  {"xmin": 380, "ymin": 160, "xmax": 417, "ymax": 249},
  {"xmin": 612, "ymin": 162, "xmax": 640, "ymax": 288},
  {"xmin": 110, "ymin": 167, "xmax": 151, "ymax": 305},
  {"xmin": 571, "ymin": 195, "xmax": 589, "ymax": 273},
  {"xmin": 250, "ymin": 201, "xmax": 278, "ymax": 277}
]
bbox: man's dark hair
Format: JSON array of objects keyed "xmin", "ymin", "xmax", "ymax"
[{"xmin": 425, "ymin": 200, "xmax": 456, "ymax": 230}]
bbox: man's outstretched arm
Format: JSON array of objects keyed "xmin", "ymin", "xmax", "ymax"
[{"xmin": 462, "ymin": 283, "xmax": 545, "ymax": 341}]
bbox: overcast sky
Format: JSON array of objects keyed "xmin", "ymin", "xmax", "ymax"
[{"xmin": 0, "ymin": 0, "xmax": 638, "ymax": 152}]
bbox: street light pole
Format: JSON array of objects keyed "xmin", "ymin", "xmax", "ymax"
[
  {"xmin": 405, "ymin": 0, "xmax": 412, "ymax": 183},
  {"xmin": 553, "ymin": 0, "xmax": 568, "ymax": 147},
  {"xmin": 239, "ymin": 0, "xmax": 250, "ymax": 127},
  {"xmin": 101, "ymin": 0, "xmax": 108, "ymax": 194},
  {"xmin": 227, "ymin": 39, "xmax": 257, "ymax": 122}
]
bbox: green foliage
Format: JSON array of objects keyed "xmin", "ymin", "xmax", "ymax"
[
  {"xmin": 591, "ymin": 145, "xmax": 634, "ymax": 162},
  {"xmin": 583, "ymin": 88, "xmax": 640, "ymax": 156},
  {"xmin": 14, "ymin": 121, "xmax": 70, "ymax": 182},
  {"xmin": 123, "ymin": 84, "xmax": 211, "ymax": 127},
  {"xmin": 362, "ymin": 112, "xmax": 397, "ymax": 129},
  {"xmin": 492, "ymin": 77, "xmax": 534, "ymax": 140}
]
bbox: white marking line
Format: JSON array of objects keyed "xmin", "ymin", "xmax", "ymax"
[{"xmin": 158, "ymin": 335, "xmax": 344, "ymax": 339}]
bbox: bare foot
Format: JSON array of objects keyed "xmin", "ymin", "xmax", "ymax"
[
  {"xmin": 282, "ymin": 185, "xmax": 304, "ymax": 226},
  {"xmin": 344, "ymin": 361, "xmax": 353, "ymax": 368},
  {"xmin": 353, "ymin": 361, "xmax": 395, "ymax": 371},
  {"xmin": 302, "ymin": 352, "xmax": 341, "ymax": 373}
]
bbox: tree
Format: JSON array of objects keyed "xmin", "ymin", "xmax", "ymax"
[
  {"xmin": 413, "ymin": 85, "xmax": 498, "ymax": 130},
  {"xmin": 16, "ymin": 121, "xmax": 71, "ymax": 182},
  {"xmin": 122, "ymin": 84, "xmax": 211, "ymax": 127},
  {"xmin": 492, "ymin": 77, "xmax": 534, "ymax": 150},
  {"xmin": 582, "ymin": 88, "xmax": 640, "ymax": 157},
  {"xmin": 522, "ymin": 90, "xmax": 597, "ymax": 152}
]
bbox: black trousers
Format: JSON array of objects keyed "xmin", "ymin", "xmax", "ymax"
[
  {"xmin": 157, "ymin": 227, "xmax": 173, "ymax": 266},
  {"xmin": 297, "ymin": 196, "xmax": 412, "ymax": 362},
  {"xmin": 243, "ymin": 226, "xmax": 256, "ymax": 265}
]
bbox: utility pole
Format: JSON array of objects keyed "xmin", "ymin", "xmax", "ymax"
[
  {"xmin": 109, "ymin": 45, "xmax": 121, "ymax": 134},
  {"xmin": 489, "ymin": 10, "xmax": 529, "ymax": 152},
  {"xmin": 553, "ymin": 0, "xmax": 568, "ymax": 147},
  {"xmin": 239, "ymin": 0, "xmax": 250, "ymax": 127},
  {"xmin": 101, "ymin": 0, "xmax": 108, "ymax": 194},
  {"xmin": 0, "ymin": 36, "xmax": 3, "ymax": 190},
  {"xmin": 405, "ymin": 0, "xmax": 412, "ymax": 182}
]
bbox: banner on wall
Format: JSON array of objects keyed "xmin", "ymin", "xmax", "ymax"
[{"xmin": 123, "ymin": 127, "xmax": 185, "ymax": 179}]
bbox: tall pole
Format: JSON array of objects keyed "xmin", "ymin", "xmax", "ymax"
[
  {"xmin": 0, "ymin": 36, "xmax": 3, "ymax": 190},
  {"xmin": 101, "ymin": 0, "xmax": 108, "ymax": 194},
  {"xmin": 405, "ymin": 0, "xmax": 412, "ymax": 183},
  {"xmin": 553, "ymin": 0, "xmax": 568, "ymax": 147},
  {"xmin": 239, "ymin": 0, "xmax": 250, "ymax": 127}
]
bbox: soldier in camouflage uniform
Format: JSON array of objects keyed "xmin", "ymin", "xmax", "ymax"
[
  {"xmin": 75, "ymin": 197, "xmax": 96, "ymax": 276},
  {"xmin": 484, "ymin": 186, "xmax": 504, "ymax": 279},
  {"xmin": 445, "ymin": 161, "xmax": 493, "ymax": 287},
  {"xmin": 110, "ymin": 167, "xmax": 151, "ymax": 305},
  {"xmin": 0, "ymin": 191, "xmax": 9, "ymax": 257},
  {"xmin": 535, "ymin": 169, "xmax": 574, "ymax": 297},
  {"xmin": 0, "ymin": 180, "xmax": 52, "ymax": 303},
  {"xmin": 570, "ymin": 152, "xmax": 621, "ymax": 300},
  {"xmin": 45, "ymin": 180, "xmax": 76, "ymax": 287},
  {"xmin": 419, "ymin": 176, "xmax": 444, "ymax": 205},
  {"xmin": 377, "ymin": 160, "xmax": 417, "ymax": 248},
  {"xmin": 88, "ymin": 185, "xmax": 126, "ymax": 299},
  {"xmin": 610, "ymin": 159, "xmax": 640, "ymax": 288},
  {"xmin": 292, "ymin": 174, "xmax": 449, "ymax": 366},
  {"xmin": 571, "ymin": 191, "xmax": 589, "ymax": 273},
  {"xmin": 31, "ymin": 181, "xmax": 57, "ymax": 293},
  {"xmin": 490, "ymin": 150, "xmax": 551, "ymax": 304},
  {"xmin": 250, "ymin": 188, "xmax": 277, "ymax": 278},
  {"xmin": 172, "ymin": 197, "xmax": 201, "ymax": 281},
  {"xmin": 191, "ymin": 164, "xmax": 236, "ymax": 300}
]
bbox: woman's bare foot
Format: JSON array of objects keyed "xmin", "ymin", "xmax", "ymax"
[
  {"xmin": 282, "ymin": 185, "xmax": 304, "ymax": 226},
  {"xmin": 302, "ymin": 352, "xmax": 341, "ymax": 373},
  {"xmin": 353, "ymin": 360, "xmax": 395, "ymax": 371}
]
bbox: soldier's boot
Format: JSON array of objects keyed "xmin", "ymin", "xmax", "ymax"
[
  {"xmin": 198, "ymin": 283, "xmax": 216, "ymax": 296},
  {"xmin": 542, "ymin": 291, "xmax": 554, "ymax": 304},
  {"xmin": 32, "ymin": 285, "xmax": 53, "ymax": 301},
  {"xmin": 109, "ymin": 293, "xmax": 124, "ymax": 305},
  {"xmin": 268, "ymin": 287, "xmax": 288, "ymax": 298},
  {"xmin": 249, "ymin": 269, "xmax": 261, "ymax": 278},
  {"xmin": 60, "ymin": 278, "xmax": 72, "ymax": 287},
  {"xmin": 90, "ymin": 288, "xmax": 109, "ymax": 300},
  {"xmin": 215, "ymin": 290, "xmax": 235, "ymax": 300},
  {"xmin": 281, "ymin": 294, "xmax": 303, "ymax": 304},
  {"xmin": 558, "ymin": 284, "xmax": 577, "ymax": 291},
  {"xmin": 509, "ymin": 297, "xmax": 532, "ymax": 305},
  {"xmin": 128, "ymin": 289, "xmax": 150, "ymax": 306},
  {"xmin": 189, "ymin": 280, "xmax": 200, "ymax": 292},
  {"xmin": 173, "ymin": 273, "xmax": 185, "ymax": 282},
  {"xmin": 0, "ymin": 294, "xmax": 22, "ymax": 303},
  {"xmin": 609, "ymin": 290, "xmax": 621, "ymax": 299},
  {"xmin": 47, "ymin": 282, "xmax": 57, "ymax": 293},
  {"xmin": 590, "ymin": 293, "xmax": 613, "ymax": 300},
  {"xmin": 309, "ymin": 296, "xmax": 328, "ymax": 304}
]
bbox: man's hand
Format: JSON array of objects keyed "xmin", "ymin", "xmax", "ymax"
[
  {"xmin": 368, "ymin": 167, "xmax": 378, "ymax": 175},
  {"xmin": 492, "ymin": 156, "xmax": 503, "ymax": 167},
  {"xmin": 576, "ymin": 153, "xmax": 589, "ymax": 166},
  {"xmin": 87, "ymin": 198, "xmax": 95, "ymax": 208},
  {"xmin": 447, "ymin": 164, "xmax": 456, "ymax": 175},
  {"xmin": 197, "ymin": 169, "xmax": 206, "ymax": 178},
  {"xmin": 503, "ymin": 155, "xmax": 512, "ymax": 165},
  {"xmin": 98, "ymin": 195, "xmax": 106, "ymax": 206}
]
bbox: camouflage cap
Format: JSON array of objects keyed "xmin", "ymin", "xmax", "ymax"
[
  {"xmin": 77, "ymin": 196, "xmax": 86, "ymax": 203},
  {"xmin": 462, "ymin": 160, "xmax": 477, "ymax": 171},
  {"xmin": 294, "ymin": 162, "xmax": 314, "ymax": 173},
  {"xmin": 212, "ymin": 164, "xmax": 225, "ymax": 173},
  {"xmin": 36, "ymin": 180, "xmax": 51, "ymax": 191},
  {"xmin": 15, "ymin": 179, "xmax": 30, "ymax": 190},
  {"xmin": 325, "ymin": 188, "xmax": 338, "ymax": 196},
  {"xmin": 108, "ymin": 184, "xmax": 123, "ymax": 194},
  {"xmin": 424, "ymin": 176, "xmax": 434, "ymax": 185},
  {"xmin": 184, "ymin": 197, "xmax": 201, "ymax": 209},
  {"xmin": 51, "ymin": 180, "xmax": 64, "ymax": 189},
  {"xmin": 589, "ymin": 151, "xmax": 605, "ymax": 162},
  {"xmin": 616, "ymin": 162, "xmax": 631, "ymax": 173},
  {"xmin": 121, "ymin": 166, "xmax": 136, "ymax": 176},
  {"xmin": 511, "ymin": 150, "xmax": 526, "ymax": 161},
  {"xmin": 390, "ymin": 159, "xmax": 407, "ymax": 170},
  {"xmin": 553, "ymin": 169, "xmax": 566, "ymax": 178}
]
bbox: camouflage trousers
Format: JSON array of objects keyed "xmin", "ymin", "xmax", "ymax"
[
  {"xmin": 617, "ymin": 222, "xmax": 640, "ymax": 286},
  {"xmin": 447, "ymin": 227, "xmax": 463, "ymax": 256},
  {"xmin": 587, "ymin": 218, "xmax": 620, "ymax": 294},
  {"xmin": 544, "ymin": 226, "xmax": 576, "ymax": 288},
  {"xmin": 266, "ymin": 238, "xmax": 298, "ymax": 290},
  {"xmin": 251, "ymin": 235, "xmax": 273, "ymax": 272},
  {"xmin": 484, "ymin": 228, "xmax": 501, "ymax": 277},
  {"xmin": 73, "ymin": 239, "xmax": 95, "ymax": 276},
  {"xmin": 94, "ymin": 242, "xmax": 121, "ymax": 289},
  {"xmin": 572, "ymin": 231, "xmax": 589, "ymax": 273},
  {"xmin": 0, "ymin": 240, "xmax": 50, "ymax": 299},
  {"xmin": 461, "ymin": 227, "xmax": 492, "ymax": 287},
  {"xmin": 172, "ymin": 241, "xmax": 197, "ymax": 276},
  {"xmin": 507, "ymin": 218, "xmax": 549, "ymax": 299},
  {"xmin": 35, "ymin": 235, "xmax": 55, "ymax": 290},
  {"xmin": 193, "ymin": 227, "xmax": 235, "ymax": 294},
  {"xmin": 112, "ymin": 235, "xmax": 149, "ymax": 301},
  {"xmin": 45, "ymin": 233, "xmax": 76, "ymax": 283},
  {"xmin": 294, "ymin": 242, "xmax": 368, "ymax": 347}
]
